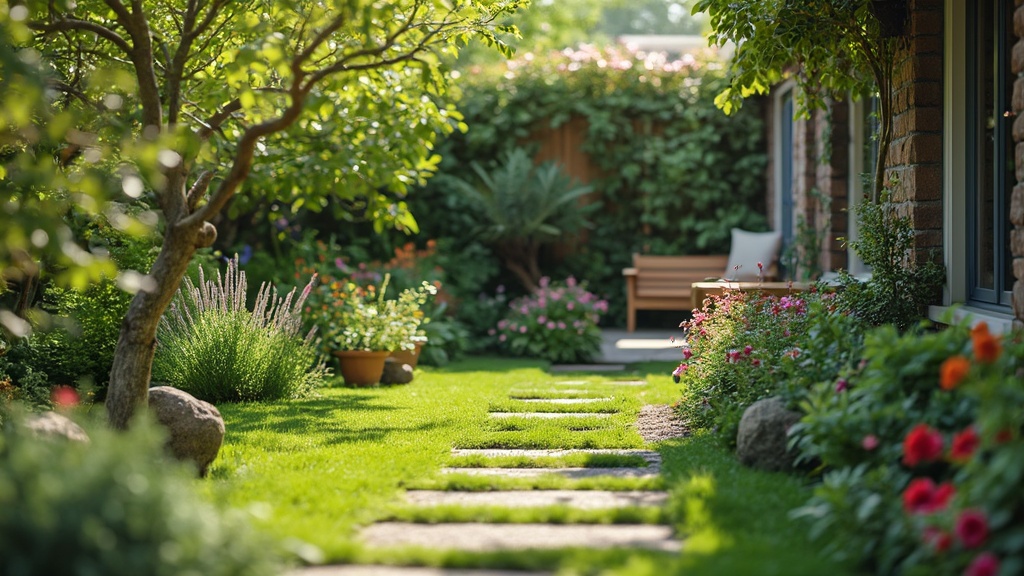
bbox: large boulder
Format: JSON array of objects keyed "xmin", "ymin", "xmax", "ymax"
[
  {"xmin": 736, "ymin": 396, "xmax": 802, "ymax": 472},
  {"xmin": 148, "ymin": 386, "xmax": 224, "ymax": 477},
  {"xmin": 23, "ymin": 411, "xmax": 90, "ymax": 443},
  {"xmin": 380, "ymin": 359, "xmax": 414, "ymax": 385}
]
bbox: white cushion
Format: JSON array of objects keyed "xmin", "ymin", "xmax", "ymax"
[{"xmin": 724, "ymin": 228, "xmax": 782, "ymax": 281}]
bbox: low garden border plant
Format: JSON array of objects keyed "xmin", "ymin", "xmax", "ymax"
[{"xmin": 153, "ymin": 256, "xmax": 327, "ymax": 403}]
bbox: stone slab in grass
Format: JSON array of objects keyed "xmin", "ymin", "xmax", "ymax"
[
  {"xmin": 441, "ymin": 467, "xmax": 659, "ymax": 479},
  {"xmin": 518, "ymin": 398, "xmax": 612, "ymax": 404},
  {"xmin": 488, "ymin": 412, "xmax": 613, "ymax": 419},
  {"xmin": 549, "ymin": 364, "xmax": 627, "ymax": 373},
  {"xmin": 291, "ymin": 566, "xmax": 551, "ymax": 576},
  {"xmin": 360, "ymin": 522, "xmax": 680, "ymax": 552},
  {"xmin": 450, "ymin": 448, "xmax": 661, "ymax": 466},
  {"xmin": 403, "ymin": 489, "xmax": 669, "ymax": 509},
  {"xmin": 553, "ymin": 380, "xmax": 589, "ymax": 385},
  {"xmin": 510, "ymin": 389, "xmax": 592, "ymax": 396}
]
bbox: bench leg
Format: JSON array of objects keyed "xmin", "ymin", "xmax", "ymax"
[{"xmin": 627, "ymin": 302, "xmax": 636, "ymax": 332}]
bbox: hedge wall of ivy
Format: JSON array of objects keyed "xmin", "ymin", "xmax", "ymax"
[{"xmin": 415, "ymin": 46, "xmax": 770, "ymax": 326}]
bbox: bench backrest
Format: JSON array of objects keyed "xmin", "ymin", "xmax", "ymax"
[{"xmin": 632, "ymin": 254, "xmax": 729, "ymax": 296}]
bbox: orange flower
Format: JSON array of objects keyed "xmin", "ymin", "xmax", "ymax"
[
  {"xmin": 940, "ymin": 355, "xmax": 970, "ymax": 390},
  {"xmin": 971, "ymin": 323, "xmax": 1002, "ymax": 363}
]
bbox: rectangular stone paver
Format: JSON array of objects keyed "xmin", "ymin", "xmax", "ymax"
[
  {"xmin": 450, "ymin": 448, "xmax": 661, "ymax": 466},
  {"xmin": 360, "ymin": 522, "xmax": 680, "ymax": 552},
  {"xmin": 291, "ymin": 567, "xmax": 552, "ymax": 576},
  {"xmin": 441, "ymin": 467, "xmax": 658, "ymax": 479},
  {"xmin": 549, "ymin": 364, "xmax": 627, "ymax": 373},
  {"xmin": 488, "ymin": 412, "xmax": 613, "ymax": 419},
  {"xmin": 518, "ymin": 398, "xmax": 612, "ymax": 404},
  {"xmin": 403, "ymin": 490, "xmax": 668, "ymax": 509}
]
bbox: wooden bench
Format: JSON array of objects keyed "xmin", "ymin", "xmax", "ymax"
[{"xmin": 622, "ymin": 254, "xmax": 729, "ymax": 332}]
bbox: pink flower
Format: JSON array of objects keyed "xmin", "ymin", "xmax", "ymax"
[
  {"xmin": 487, "ymin": 328, "xmax": 496, "ymax": 336},
  {"xmin": 835, "ymin": 379, "xmax": 848, "ymax": 393},
  {"xmin": 498, "ymin": 334, "xmax": 507, "ymax": 342},
  {"xmin": 956, "ymin": 510, "xmax": 989, "ymax": 549},
  {"xmin": 519, "ymin": 326, "xmax": 527, "ymax": 333},
  {"xmin": 546, "ymin": 321, "xmax": 556, "ymax": 329},
  {"xmin": 743, "ymin": 345, "xmax": 753, "ymax": 356},
  {"xmin": 861, "ymin": 435, "xmax": 879, "ymax": 451},
  {"xmin": 537, "ymin": 315, "xmax": 547, "ymax": 324},
  {"xmin": 682, "ymin": 348, "xmax": 693, "ymax": 360},
  {"xmin": 964, "ymin": 552, "xmax": 1000, "ymax": 576},
  {"xmin": 557, "ymin": 322, "xmax": 566, "ymax": 329},
  {"xmin": 567, "ymin": 302, "xmax": 574, "ymax": 310}
]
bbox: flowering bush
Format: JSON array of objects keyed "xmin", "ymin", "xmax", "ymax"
[
  {"xmin": 493, "ymin": 277, "xmax": 607, "ymax": 363},
  {"xmin": 792, "ymin": 323, "xmax": 1023, "ymax": 575},
  {"xmin": 306, "ymin": 274, "xmax": 436, "ymax": 353},
  {"xmin": 673, "ymin": 287, "xmax": 854, "ymax": 437}
]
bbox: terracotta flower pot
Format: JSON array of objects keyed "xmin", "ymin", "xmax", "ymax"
[
  {"xmin": 333, "ymin": 350, "xmax": 390, "ymax": 387},
  {"xmin": 389, "ymin": 341, "xmax": 425, "ymax": 369}
]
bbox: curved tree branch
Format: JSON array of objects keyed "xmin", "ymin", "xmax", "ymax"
[{"xmin": 30, "ymin": 18, "xmax": 131, "ymax": 54}]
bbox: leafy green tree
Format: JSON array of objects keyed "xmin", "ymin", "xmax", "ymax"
[
  {"xmin": 4, "ymin": 0, "xmax": 519, "ymax": 428},
  {"xmin": 694, "ymin": 0, "xmax": 900, "ymax": 200}
]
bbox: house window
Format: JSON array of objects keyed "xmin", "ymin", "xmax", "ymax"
[
  {"xmin": 777, "ymin": 89, "xmax": 795, "ymax": 256},
  {"xmin": 966, "ymin": 0, "xmax": 1014, "ymax": 308}
]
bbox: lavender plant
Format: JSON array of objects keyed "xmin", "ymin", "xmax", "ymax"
[{"xmin": 153, "ymin": 256, "xmax": 327, "ymax": 403}]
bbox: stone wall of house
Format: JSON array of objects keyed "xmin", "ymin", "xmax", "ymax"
[
  {"xmin": 1012, "ymin": 1, "xmax": 1024, "ymax": 326},
  {"xmin": 887, "ymin": 0, "xmax": 945, "ymax": 266}
]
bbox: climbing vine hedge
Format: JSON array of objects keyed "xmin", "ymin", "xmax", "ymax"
[{"xmin": 417, "ymin": 45, "xmax": 770, "ymax": 325}]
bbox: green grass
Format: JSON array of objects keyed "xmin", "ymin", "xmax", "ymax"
[{"xmin": 206, "ymin": 357, "xmax": 856, "ymax": 575}]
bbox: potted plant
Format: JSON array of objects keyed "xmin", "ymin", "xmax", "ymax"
[{"xmin": 313, "ymin": 274, "xmax": 435, "ymax": 386}]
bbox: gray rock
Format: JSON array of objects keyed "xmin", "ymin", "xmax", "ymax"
[
  {"xmin": 380, "ymin": 359, "xmax": 414, "ymax": 385},
  {"xmin": 23, "ymin": 411, "xmax": 90, "ymax": 443},
  {"xmin": 148, "ymin": 386, "xmax": 224, "ymax": 477},
  {"xmin": 736, "ymin": 396, "xmax": 802, "ymax": 472}
]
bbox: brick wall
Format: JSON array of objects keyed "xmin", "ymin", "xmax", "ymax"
[
  {"xmin": 887, "ymin": 0, "xmax": 944, "ymax": 265},
  {"xmin": 814, "ymin": 101, "xmax": 851, "ymax": 273},
  {"xmin": 1013, "ymin": 0, "xmax": 1024, "ymax": 325}
]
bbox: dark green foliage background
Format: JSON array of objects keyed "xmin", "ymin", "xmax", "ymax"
[{"xmin": 410, "ymin": 51, "xmax": 769, "ymax": 325}]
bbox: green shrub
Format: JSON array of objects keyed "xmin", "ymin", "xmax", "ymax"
[
  {"xmin": 0, "ymin": 409, "xmax": 284, "ymax": 576},
  {"xmin": 835, "ymin": 188, "xmax": 945, "ymax": 331},
  {"xmin": 153, "ymin": 256, "xmax": 326, "ymax": 403},
  {"xmin": 789, "ymin": 323, "xmax": 1021, "ymax": 575},
  {"xmin": 495, "ymin": 277, "xmax": 607, "ymax": 363}
]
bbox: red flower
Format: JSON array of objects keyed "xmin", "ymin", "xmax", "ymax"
[
  {"xmin": 955, "ymin": 509, "xmax": 989, "ymax": 549},
  {"xmin": 903, "ymin": 424, "xmax": 944, "ymax": 467},
  {"xmin": 995, "ymin": 428, "xmax": 1014, "ymax": 444},
  {"xmin": 50, "ymin": 386, "xmax": 80, "ymax": 409},
  {"xmin": 940, "ymin": 355, "xmax": 970, "ymax": 390},
  {"xmin": 950, "ymin": 427, "xmax": 981, "ymax": 462},
  {"xmin": 903, "ymin": 478, "xmax": 955, "ymax": 514},
  {"xmin": 971, "ymin": 323, "xmax": 1002, "ymax": 363},
  {"xmin": 922, "ymin": 526, "xmax": 952, "ymax": 553},
  {"xmin": 964, "ymin": 552, "xmax": 1000, "ymax": 576}
]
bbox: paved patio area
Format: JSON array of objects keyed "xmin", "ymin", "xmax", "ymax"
[{"xmin": 595, "ymin": 328, "xmax": 683, "ymax": 364}]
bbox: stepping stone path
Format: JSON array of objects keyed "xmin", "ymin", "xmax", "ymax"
[{"xmin": 300, "ymin": 376, "xmax": 679, "ymax": 575}]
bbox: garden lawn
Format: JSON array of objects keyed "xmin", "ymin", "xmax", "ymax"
[{"xmin": 205, "ymin": 357, "xmax": 856, "ymax": 575}]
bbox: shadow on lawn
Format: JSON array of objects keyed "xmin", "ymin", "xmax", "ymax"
[{"xmin": 221, "ymin": 390, "xmax": 451, "ymax": 447}]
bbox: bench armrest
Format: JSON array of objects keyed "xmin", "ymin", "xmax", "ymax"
[{"xmin": 622, "ymin": 267, "xmax": 638, "ymax": 277}]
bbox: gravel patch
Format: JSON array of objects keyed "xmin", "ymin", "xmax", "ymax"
[{"xmin": 636, "ymin": 404, "xmax": 689, "ymax": 443}]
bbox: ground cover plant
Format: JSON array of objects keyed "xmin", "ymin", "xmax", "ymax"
[{"xmin": 207, "ymin": 357, "xmax": 853, "ymax": 574}]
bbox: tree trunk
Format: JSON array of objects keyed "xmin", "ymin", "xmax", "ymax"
[{"xmin": 105, "ymin": 223, "xmax": 199, "ymax": 429}]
